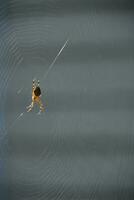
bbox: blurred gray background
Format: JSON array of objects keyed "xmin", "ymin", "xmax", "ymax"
[{"xmin": 0, "ymin": 0, "xmax": 134, "ymax": 199}]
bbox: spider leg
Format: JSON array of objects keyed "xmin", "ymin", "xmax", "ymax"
[
  {"xmin": 27, "ymin": 101, "xmax": 34, "ymax": 112},
  {"xmin": 32, "ymin": 80, "xmax": 36, "ymax": 91},
  {"xmin": 38, "ymin": 98, "xmax": 45, "ymax": 112}
]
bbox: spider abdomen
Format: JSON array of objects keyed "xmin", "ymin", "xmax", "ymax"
[{"xmin": 34, "ymin": 86, "xmax": 41, "ymax": 96}]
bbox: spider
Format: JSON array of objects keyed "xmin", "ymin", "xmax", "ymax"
[{"xmin": 26, "ymin": 80, "xmax": 45, "ymax": 112}]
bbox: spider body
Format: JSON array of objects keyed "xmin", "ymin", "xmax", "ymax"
[
  {"xmin": 27, "ymin": 80, "xmax": 45, "ymax": 112},
  {"xmin": 34, "ymin": 86, "xmax": 41, "ymax": 96}
]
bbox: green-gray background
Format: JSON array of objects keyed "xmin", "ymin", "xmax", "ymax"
[{"xmin": 0, "ymin": 0, "xmax": 134, "ymax": 199}]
